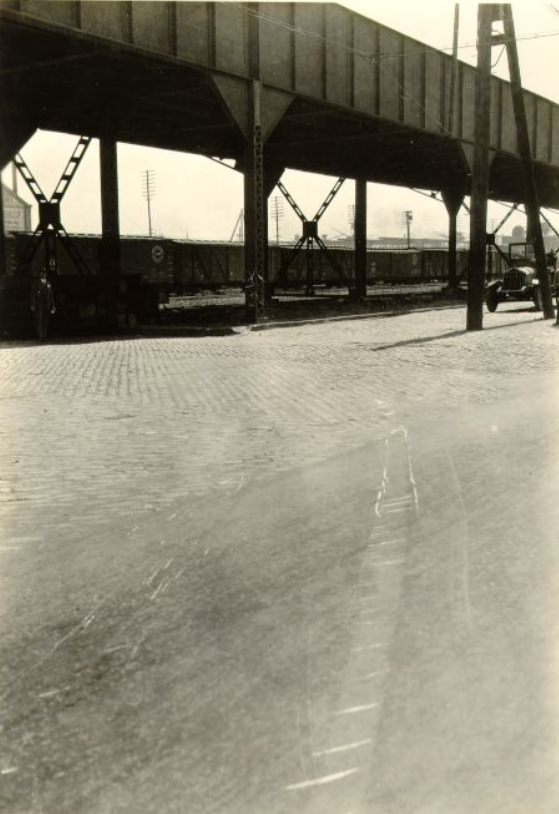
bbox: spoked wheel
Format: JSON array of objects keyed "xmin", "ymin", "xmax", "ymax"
[
  {"xmin": 485, "ymin": 284, "xmax": 500, "ymax": 313},
  {"xmin": 533, "ymin": 286, "xmax": 543, "ymax": 312}
]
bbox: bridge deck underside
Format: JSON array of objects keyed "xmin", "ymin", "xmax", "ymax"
[{"xmin": 2, "ymin": 12, "xmax": 559, "ymax": 207}]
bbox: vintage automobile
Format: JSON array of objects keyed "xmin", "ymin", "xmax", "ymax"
[{"xmin": 485, "ymin": 243, "xmax": 558, "ymax": 312}]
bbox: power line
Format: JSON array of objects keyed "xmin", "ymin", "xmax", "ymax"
[
  {"xmin": 221, "ymin": 2, "xmax": 559, "ymax": 139},
  {"xmin": 492, "ymin": 46, "xmax": 506, "ymax": 69},
  {"xmin": 220, "ymin": 2, "xmax": 559, "ymax": 66}
]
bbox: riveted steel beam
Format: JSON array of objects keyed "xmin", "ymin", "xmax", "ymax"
[{"xmin": 244, "ymin": 80, "xmax": 266, "ymax": 322}]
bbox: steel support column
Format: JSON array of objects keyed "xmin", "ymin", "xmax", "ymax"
[
  {"xmin": 468, "ymin": 4, "xmax": 496, "ymax": 331},
  {"xmin": 243, "ymin": 80, "xmax": 266, "ymax": 322},
  {"xmin": 442, "ymin": 187, "xmax": 464, "ymax": 292},
  {"xmin": 354, "ymin": 178, "xmax": 367, "ymax": 300},
  {"xmin": 99, "ymin": 136, "xmax": 121, "ymax": 325},
  {"xmin": 305, "ymin": 236, "xmax": 314, "ymax": 296}
]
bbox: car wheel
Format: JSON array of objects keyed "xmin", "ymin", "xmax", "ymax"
[
  {"xmin": 533, "ymin": 286, "xmax": 543, "ymax": 311},
  {"xmin": 485, "ymin": 284, "xmax": 500, "ymax": 312}
]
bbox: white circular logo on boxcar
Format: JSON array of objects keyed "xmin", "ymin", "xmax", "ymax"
[{"xmin": 151, "ymin": 245, "xmax": 164, "ymax": 264}]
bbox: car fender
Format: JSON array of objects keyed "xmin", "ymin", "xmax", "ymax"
[{"xmin": 485, "ymin": 280, "xmax": 502, "ymax": 292}]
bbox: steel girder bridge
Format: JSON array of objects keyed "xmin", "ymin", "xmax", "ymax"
[{"xmin": 2, "ymin": 1, "xmax": 559, "ymax": 323}]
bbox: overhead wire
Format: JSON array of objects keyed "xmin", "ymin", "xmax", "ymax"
[
  {"xmin": 229, "ymin": 1, "xmax": 452, "ymax": 135},
  {"xmin": 491, "ymin": 46, "xmax": 506, "ymax": 69},
  {"xmin": 221, "ymin": 2, "xmax": 559, "ymax": 140},
  {"xmin": 212, "ymin": 3, "xmax": 559, "ymax": 219},
  {"xmin": 219, "ymin": 2, "xmax": 559, "ymax": 66}
]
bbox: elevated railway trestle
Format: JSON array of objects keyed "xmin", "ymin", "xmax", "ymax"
[
  {"xmin": 0, "ymin": 224, "xmax": 524, "ymax": 337},
  {"xmin": 2, "ymin": 2, "xmax": 559, "ymax": 331}
]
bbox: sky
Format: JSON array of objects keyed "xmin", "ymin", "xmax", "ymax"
[{"xmin": 3, "ymin": 0, "xmax": 559, "ymax": 243}]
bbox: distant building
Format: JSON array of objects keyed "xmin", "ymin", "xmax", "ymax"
[
  {"xmin": 2, "ymin": 183, "xmax": 32, "ymax": 232},
  {"xmin": 325, "ymin": 235, "xmax": 468, "ymax": 250},
  {"xmin": 498, "ymin": 232, "xmax": 559, "ymax": 253},
  {"xmin": 376, "ymin": 236, "xmax": 454, "ymax": 249}
]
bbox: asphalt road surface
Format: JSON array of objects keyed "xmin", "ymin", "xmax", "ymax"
[{"xmin": 1, "ymin": 304, "xmax": 559, "ymax": 813}]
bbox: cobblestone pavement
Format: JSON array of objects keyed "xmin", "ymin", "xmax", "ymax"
[
  {"xmin": 1, "ymin": 303, "xmax": 559, "ymax": 814},
  {"xmin": 0, "ymin": 303, "xmax": 556, "ymax": 521}
]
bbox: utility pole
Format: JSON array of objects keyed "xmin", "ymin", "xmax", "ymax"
[
  {"xmin": 142, "ymin": 170, "xmax": 155, "ymax": 237},
  {"xmin": 443, "ymin": 3, "xmax": 463, "ymax": 294},
  {"xmin": 402, "ymin": 210, "xmax": 413, "ymax": 248},
  {"xmin": 501, "ymin": 6, "xmax": 554, "ymax": 319},
  {"xmin": 448, "ymin": 3, "xmax": 460, "ymax": 133},
  {"xmin": 468, "ymin": 4, "xmax": 496, "ymax": 331},
  {"xmin": 469, "ymin": 4, "xmax": 554, "ymax": 329},
  {"xmin": 348, "ymin": 203, "xmax": 356, "ymax": 237},
  {"xmin": 270, "ymin": 195, "xmax": 284, "ymax": 243}
]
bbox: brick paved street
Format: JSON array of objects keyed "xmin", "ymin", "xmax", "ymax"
[
  {"xmin": 0, "ymin": 303, "xmax": 556, "ymax": 517},
  {"xmin": 1, "ymin": 302, "xmax": 559, "ymax": 814}
]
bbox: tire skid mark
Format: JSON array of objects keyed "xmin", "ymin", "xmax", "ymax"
[
  {"xmin": 443, "ymin": 451, "xmax": 474, "ymax": 635},
  {"xmin": 284, "ymin": 422, "xmax": 420, "ymax": 812}
]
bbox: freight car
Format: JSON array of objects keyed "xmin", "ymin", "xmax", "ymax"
[
  {"xmin": 268, "ymin": 246, "xmax": 471, "ymax": 288},
  {"xmin": 171, "ymin": 242, "xmax": 471, "ymax": 291},
  {"xmin": 171, "ymin": 240, "xmax": 245, "ymax": 290},
  {"xmin": 0, "ymin": 232, "xmax": 175, "ymax": 334},
  {"xmin": 0, "ymin": 232, "xmax": 473, "ymax": 336},
  {"xmin": 4, "ymin": 232, "xmax": 470, "ymax": 293}
]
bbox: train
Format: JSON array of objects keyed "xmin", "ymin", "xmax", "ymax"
[
  {"xmin": 0, "ymin": 231, "xmax": 489, "ymax": 333},
  {"xmin": 3, "ymin": 231, "xmax": 477, "ymax": 287}
]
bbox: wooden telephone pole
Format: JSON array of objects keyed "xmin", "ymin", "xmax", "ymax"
[
  {"xmin": 468, "ymin": 4, "xmax": 495, "ymax": 331},
  {"xmin": 468, "ymin": 4, "xmax": 554, "ymax": 330},
  {"xmin": 501, "ymin": 6, "xmax": 554, "ymax": 319}
]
